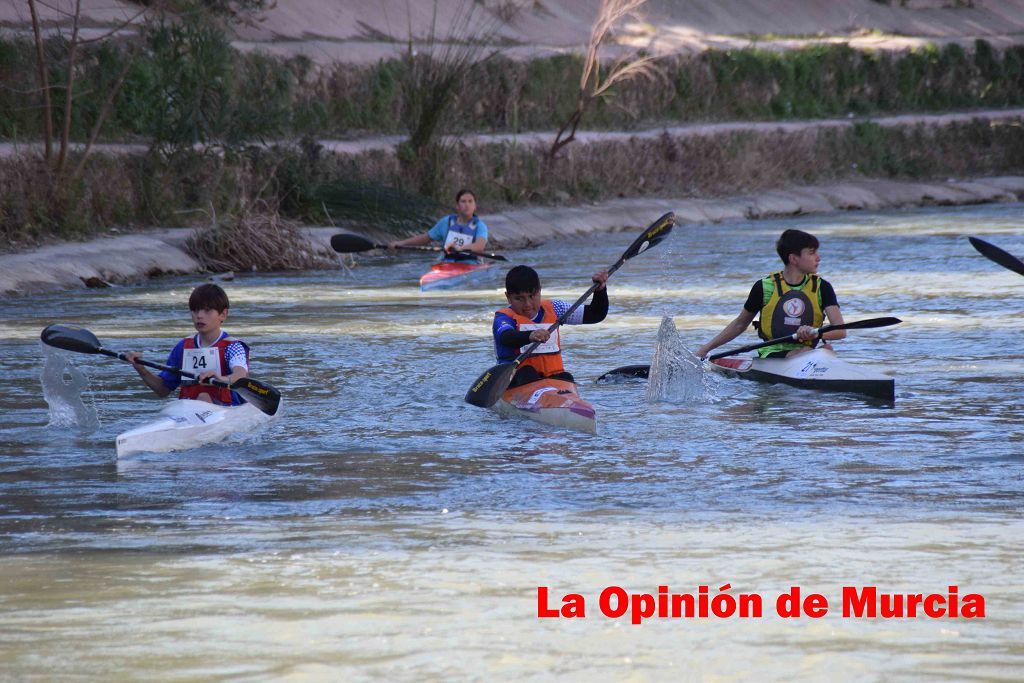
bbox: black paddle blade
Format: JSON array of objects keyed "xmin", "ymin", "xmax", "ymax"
[
  {"xmin": 40, "ymin": 324, "xmax": 103, "ymax": 354},
  {"xmin": 622, "ymin": 212, "xmax": 675, "ymax": 261},
  {"xmin": 464, "ymin": 362, "xmax": 517, "ymax": 408},
  {"xmin": 230, "ymin": 377, "xmax": 282, "ymax": 416},
  {"xmin": 969, "ymin": 236, "xmax": 1024, "ymax": 277},
  {"xmin": 833, "ymin": 316, "xmax": 903, "ymax": 331},
  {"xmin": 596, "ymin": 364, "xmax": 651, "ymax": 382},
  {"xmin": 330, "ymin": 233, "xmax": 378, "ymax": 253}
]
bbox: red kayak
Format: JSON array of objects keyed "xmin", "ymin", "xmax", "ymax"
[{"xmin": 419, "ymin": 260, "xmax": 494, "ymax": 291}]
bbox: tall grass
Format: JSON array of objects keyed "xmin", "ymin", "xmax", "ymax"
[
  {"xmin": 3, "ymin": 35, "xmax": 1023, "ymax": 144},
  {"xmin": 4, "ymin": 114, "xmax": 1021, "ymax": 248}
]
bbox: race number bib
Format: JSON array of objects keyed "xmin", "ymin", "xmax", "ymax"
[
  {"xmin": 443, "ymin": 231, "xmax": 471, "ymax": 252},
  {"xmin": 518, "ymin": 323, "xmax": 560, "ymax": 354},
  {"xmin": 182, "ymin": 347, "xmax": 222, "ymax": 380}
]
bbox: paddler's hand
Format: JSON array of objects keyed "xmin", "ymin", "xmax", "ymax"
[
  {"xmin": 529, "ymin": 329, "xmax": 551, "ymax": 343},
  {"xmin": 124, "ymin": 351, "xmax": 147, "ymax": 373},
  {"xmin": 591, "ymin": 269, "xmax": 609, "ymax": 290},
  {"xmin": 197, "ymin": 370, "xmax": 223, "ymax": 385},
  {"xmin": 794, "ymin": 325, "xmax": 817, "ymax": 342}
]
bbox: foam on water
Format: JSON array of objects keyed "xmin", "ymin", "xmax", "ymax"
[
  {"xmin": 40, "ymin": 346, "xmax": 99, "ymax": 430},
  {"xmin": 645, "ymin": 316, "xmax": 720, "ymax": 404}
]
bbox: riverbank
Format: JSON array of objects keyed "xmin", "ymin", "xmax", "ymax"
[{"xmin": 3, "ymin": 174, "xmax": 1021, "ymax": 298}]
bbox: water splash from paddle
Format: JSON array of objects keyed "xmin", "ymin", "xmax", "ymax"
[
  {"xmin": 645, "ymin": 316, "xmax": 720, "ymax": 404},
  {"xmin": 40, "ymin": 345, "xmax": 99, "ymax": 430}
]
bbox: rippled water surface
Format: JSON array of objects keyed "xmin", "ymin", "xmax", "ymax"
[{"xmin": 2, "ymin": 204, "xmax": 1023, "ymax": 680}]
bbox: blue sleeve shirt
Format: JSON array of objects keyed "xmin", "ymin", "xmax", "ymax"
[
  {"xmin": 426, "ymin": 216, "xmax": 450, "ymax": 243},
  {"xmin": 158, "ymin": 339, "xmax": 185, "ymax": 391},
  {"xmin": 426, "ymin": 215, "xmax": 489, "ymax": 244},
  {"xmin": 492, "ymin": 299, "xmax": 582, "ymax": 362}
]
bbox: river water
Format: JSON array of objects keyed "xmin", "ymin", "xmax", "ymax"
[{"xmin": 1, "ymin": 203, "xmax": 1022, "ymax": 681}]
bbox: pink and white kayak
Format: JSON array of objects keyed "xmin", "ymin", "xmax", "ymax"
[
  {"xmin": 419, "ymin": 260, "xmax": 494, "ymax": 291},
  {"xmin": 709, "ymin": 348, "xmax": 895, "ymax": 401},
  {"xmin": 491, "ymin": 378, "xmax": 597, "ymax": 434}
]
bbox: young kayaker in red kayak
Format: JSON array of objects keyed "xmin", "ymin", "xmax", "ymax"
[
  {"xmin": 124, "ymin": 284, "xmax": 250, "ymax": 405},
  {"xmin": 388, "ymin": 188, "xmax": 489, "ymax": 261},
  {"xmin": 493, "ymin": 265, "xmax": 609, "ymax": 387},
  {"xmin": 696, "ymin": 228, "xmax": 846, "ymax": 359}
]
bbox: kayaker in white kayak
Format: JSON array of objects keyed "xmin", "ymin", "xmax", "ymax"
[
  {"xmin": 493, "ymin": 265, "xmax": 609, "ymax": 387},
  {"xmin": 387, "ymin": 188, "xmax": 489, "ymax": 261},
  {"xmin": 696, "ymin": 228, "xmax": 846, "ymax": 359},
  {"xmin": 123, "ymin": 284, "xmax": 250, "ymax": 405}
]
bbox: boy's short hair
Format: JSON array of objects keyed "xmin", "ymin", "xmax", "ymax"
[
  {"xmin": 455, "ymin": 188, "xmax": 475, "ymax": 203},
  {"xmin": 776, "ymin": 229, "xmax": 819, "ymax": 265},
  {"xmin": 189, "ymin": 283, "xmax": 230, "ymax": 312},
  {"xmin": 505, "ymin": 265, "xmax": 541, "ymax": 294}
]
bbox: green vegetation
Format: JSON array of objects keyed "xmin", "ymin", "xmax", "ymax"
[
  {"xmin": 4, "ymin": 34, "xmax": 1024, "ymax": 143},
  {"xmin": 2, "ymin": 19, "xmax": 1023, "ymax": 248}
]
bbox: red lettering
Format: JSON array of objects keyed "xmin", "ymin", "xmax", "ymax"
[
  {"xmin": 537, "ymin": 586, "xmax": 559, "ymax": 618},
  {"xmin": 804, "ymin": 593, "xmax": 828, "ymax": 618},
  {"xmin": 843, "ymin": 586, "xmax": 875, "ymax": 617},
  {"xmin": 776, "ymin": 587, "xmax": 827, "ymax": 618},
  {"xmin": 777, "ymin": 586, "xmax": 801, "ymax": 618},
  {"xmin": 632, "ymin": 592, "xmax": 655, "ymax": 625},
  {"xmin": 880, "ymin": 593, "xmax": 903, "ymax": 618},
  {"xmin": 962, "ymin": 593, "xmax": 985, "ymax": 618},
  {"xmin": 537, "ymin": 587, "xmax": 585, "ymax": 618},
  {"xmin": 600, "ymin": 586, "xmax": 628, "ymax": 619},
  {"xmin": 924, "ymin": 594, "xmax": 945, "ymax": 617},
  {"xmin": 562, "ymin": 593, "xmax": 585, "ymax": 618}
]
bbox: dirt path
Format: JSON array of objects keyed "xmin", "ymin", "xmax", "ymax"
[{"xmin": 7, "ymin": 0, "xmax": 1024, "ymax": 64}]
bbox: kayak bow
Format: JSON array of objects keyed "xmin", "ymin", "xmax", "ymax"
[{"xmin": 490, "ymin": 378, "xmax": 597, "ymax": 434}]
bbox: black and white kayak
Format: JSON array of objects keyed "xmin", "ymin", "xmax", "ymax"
[{"xmin": 709, "ymin": 348, "xmax": 895, "ymax": 401}]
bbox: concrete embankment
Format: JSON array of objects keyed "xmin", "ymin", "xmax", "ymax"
[{"xmin": 2, "ymin": 175, "xmax": 1021, "ymax": 298}]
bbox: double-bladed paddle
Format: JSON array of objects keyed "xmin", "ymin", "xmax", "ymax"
[
  {"xmin": 330, "ymin": 233, "xmax": 508, "ymax": 261},
  {"xmin": 465, "ymin": 211, "xmax": 676, "ymax": 408},
  {"xmin": 596, "ymin": 316, "xmax": 903, "ymax": 381},
  {"xmin": 968, "ymin": 236, "xmax": 1024, "ymax": 277},
  {"xmin": 40, "ymin": 324, "xmax": 282, "ymax": 416}
]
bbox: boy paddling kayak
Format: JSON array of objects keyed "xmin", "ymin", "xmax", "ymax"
[
  {"xmin": 493, "ymin": 265, "xmax": 609, "ymax": 387},
  {"xmin": 125, "ymin": 284, "xmax": 251, "ymax": 406},
  {"xmin": 696, "ymin": 229, "xmax": 846, "ymax": 360}
]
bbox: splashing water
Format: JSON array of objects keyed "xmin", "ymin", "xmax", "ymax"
[
  {"xmin": 645, "ymin": 316, "xmax": 720, "ymax": 404},
  {"xmin": 40, "ymin": 345, "xmax": 99, "ymax": 430}
]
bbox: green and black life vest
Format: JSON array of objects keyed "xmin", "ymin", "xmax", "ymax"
[{"xmin": 753, "ymin": 271, "xmax": 824, "ymax": 357}]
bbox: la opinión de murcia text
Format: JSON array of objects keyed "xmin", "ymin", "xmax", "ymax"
[{"xmin": 538, "ymin": 585, "xmax": 985, "ymax": 624}]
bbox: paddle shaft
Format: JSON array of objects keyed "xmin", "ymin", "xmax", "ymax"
[
  {"xmin": 98, "ymin": 347, "xmax": 236, "ymax": 389},
  {"xmin": 394, "ymin": 245, "xmax": 507, "ymax": 261},
  {"xmin": 596, "ymin": 317, "xmax": 902, "ymax": 380},
  {"xmin": 707, "ymin": 317, "xmax": 902, "ymax": 360},
  {"xmin": 330, "ymin": 234, "xmax": 506, "ymax": 261},
  {"xmin": 510, "ymin": 264, "xmax": 622, "ymax": 369},
  {"xmin": 464, "ymin": 211, "xmax": 675, "ymax": 408}
]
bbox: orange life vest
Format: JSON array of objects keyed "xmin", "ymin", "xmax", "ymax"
[{"xmin": 496, "ymin": 300, "xmax": 565, "ymax": 377}]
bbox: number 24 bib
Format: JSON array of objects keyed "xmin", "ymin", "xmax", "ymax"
[{"xmin": 182, "ymin": 346, "xmax": 222, "ymax": 379}]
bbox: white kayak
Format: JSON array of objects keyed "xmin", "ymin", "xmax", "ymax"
[
  {"xmin": 115, "ymin": 399, "xmax": 273, "ymax": 457},
  {"xmin": 709, "ymin": 348, "xmax": 895, "ymax": 401}
]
